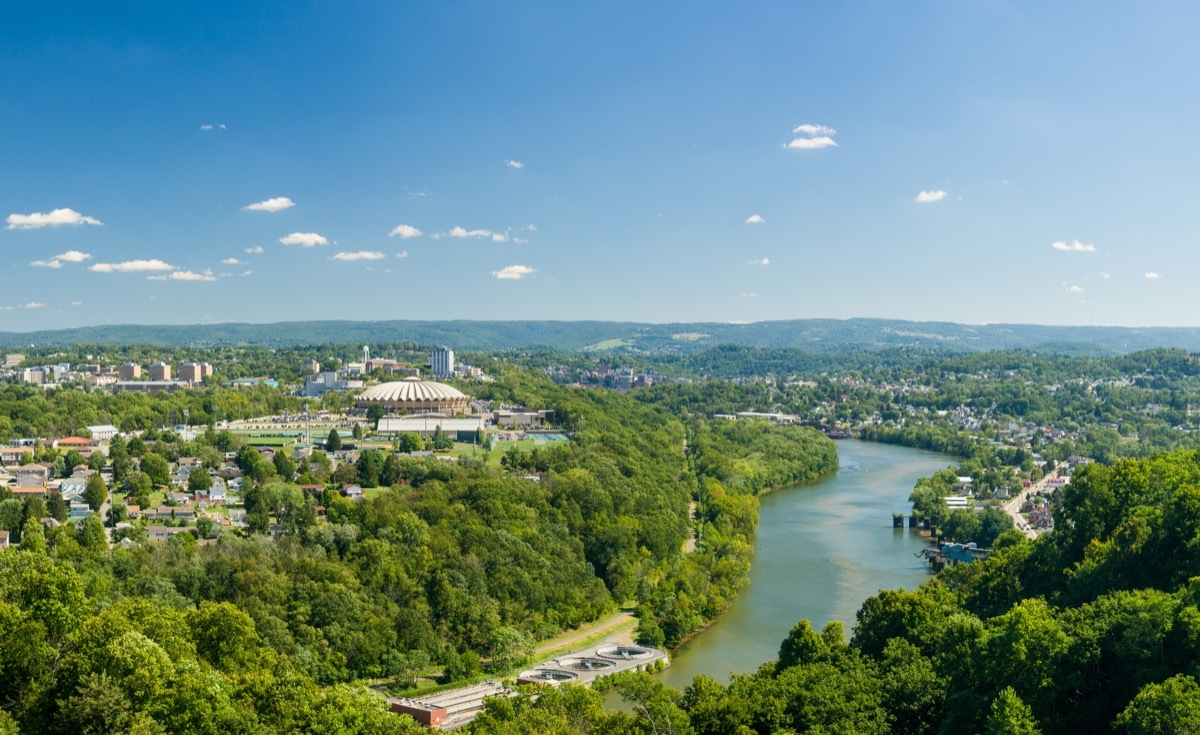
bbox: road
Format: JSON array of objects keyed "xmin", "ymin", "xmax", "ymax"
[{"xmin": 1002, "ymin": 473, "xmax": 1054, "ymax": 540}]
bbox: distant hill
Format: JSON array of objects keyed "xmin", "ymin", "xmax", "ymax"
[{"xmin": 2, "ymin": 318, "xmax": 1200, "ymax": 354}]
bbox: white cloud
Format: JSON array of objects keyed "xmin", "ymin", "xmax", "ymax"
[
  {"xmin": 915, "ymin": 190, "xmax": 948, "ymax": 203},
  {"xmin": 1051, "ymin": 240, "xmax": 1096, "ymax": 252},
  {"xmin": 396, "ymin": 250, "xmax": 409, "ymax": 258},
  {"xmin": 526, "ymin": 224, "xmax": 537, "ymax": 231},
  {"xmin": 793, "ymin": 124, "xmax": 836, "ymax": 136},
  {"xmin": 221, "ymin": 257, "xmax": 242, "ymax": 265},
  {"xmin": 240, "ymin": 270, "xmax": 253, "ymax": 277},
  {"xmin": 740, "ymin": 292, "xmax": 758, "ymax": 298},
  {"xmin": 492, "ymin": 233, "xmax": 510, "ymax": 243},
  {"xmin": 745, "ymin": 214, "xmax": 765, "ymax": 224},
  {"xmin": 6, "ymin": 208, "xmax": 103, "ymax": 230},
  {"xmin": 493, "ymin": 264, "xmax": 536, "ymax": 280},
  {"xmin": 90, "ymin": 259, "xmax": 177, "ymax": 273},
  {"xmin": 505, "ymin": 159, "xmax": 524, "ymax": 169},
  {"xmin": 32, "ymin": 250, "xmax": 92, "ymax": 268},
  {"xmin": 785, "ymin": 136, "xmax": 837, "ymax": 149},
  {"xmin": 389, "ymin": 224, "xmax": 422, "ymax": 239},
  {"xmin": 200, "ymin": 124, "xmax": 213, "ymax": 131},
  {"xmin": 168, "ymin": 270, "xmax": 217, "ymax": 282},
  {"xmin": 449, "ymin": 226, "xmax": 495, "ymax": 239},
  {"xmin": 70, "ymin": 301, "xmax": 82, "ymax": 306},
  {"xmin": 245, "ymin": 245, "xmax": 264, "ymax": 254},
  {"xmin": 242, "ymin": 197, "xmax": 295, "ymax": 213},
  {"xmin": 279, "ymin": 232, "xmax": 328, "ymax": 247},
  {"xmin": 23, "ymin": 302, "xmax": 46, "ymax": 309},
  {"xmin": 200, "ymin": 123, "xmax": 226, "ymax": 131},
  {"xmin": 1145, "ymin": 271, "xmax": 1162, "ymax": 280},
  {"xmin": 1100, "ymin": 272, "xmax": 1111, "ymax": 279},
  {"xmin": 331, "ymin": 251, "xmax": 385, "ymax": 261},
  {"xmin": 1067, "ymin": 285, "xmax": 1084, "ymax": 293},
  {"xmin": 748, "ymin": 258, "xmax": 771, "ymax": 266}
]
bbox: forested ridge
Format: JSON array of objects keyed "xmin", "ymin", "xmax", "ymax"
[
  {"xmin": 0, "ymin": 367, "xmax": 838, "ymax": 733},
  {"xmin": 468, "ymin": 448, "xmax": 1200, "ymax": 734}
]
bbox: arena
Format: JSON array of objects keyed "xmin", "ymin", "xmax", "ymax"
[{"xmin": 356, "ymin": 376, "xmax": 471, "ymax": 415}]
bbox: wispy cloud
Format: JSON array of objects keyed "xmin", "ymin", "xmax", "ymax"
[
  {"xmin": 740, "ymin": 292, "xmax": 758, "ymax": 298},
  {"xmin": 221, "ymin": 257, "xmax": 242, "ymax": 265},
  {"xmin": 1099, "ymin": 272, "xmax": 1110, "ymax": 279},
  {"xmin": 30, "ymin": 259, "xmax": 62, "ymax": 268},
  {"xmin": 331, "ymin": 251, "xmax": 385, "ymax": 261},
  {"xmin": 167, "ymin": 270, "xmax": 217, "ymax": 282},
  {"xmin": 785, "ymin": 124, "xmax": 838, "ymax": 150},
  {"xmin": 396, "ymin": 250, "xmax": 409, "ymax": 258},
  {"xmin": 1051, "ymin": 240, "xmax": 1096, "ymax": 252},
  {"xmin": 915, "ymin": 190, "xmax": 947, "ymax": 203},
  {"xmin": 449, "ymin": 226, "xmax": 495, "ymax": 239},
  {"xmin": 1067, "ymin": 285, "xmax": 1084, "ymax": 293},
  {"xmin": 23, "ymin": 302, "xmax": 46, "ymax": 309},
  {"xmin": 245, "ymin": 245, "xmax": 264, "ymax": 254},
  {"xmin": 389, "ymin": 224, "xmax": 422, "ymax": 239},
  {"xmin": 70, "ymin": 301, "xmax": 82, "ymax": 306},
  {"xmin": 793, "ymin": 124, "xmax": 836, "ymax": 136},
  {"xmin": 745, "ymin": 214, "xmax": 765, "ymax": 224},
  {"xmin": 242, "ymin": 197, "xmax": 295, "ymax": 213},
  {"xmin": 279, "ymin": 232, "xmax": 328, "ymax": 247},
  {"xmin": 1145, "ymin": 271, "xmax": 1162, "ymax": 280},
  {"xmin": 6, "ymin": 208, "xmax": 103, "ymax": 230},
  {"xmin": 90, "ymin": 259, "xmax": 177, "ymax": 273},
  {"xmin": 748, "ymin": 258, "xmax": 771, "ymax": 266},
  {"xmin": 200, "ymin": 123, "xmax": 227, "ymax": 131},
  {"xmin": 240, "ymin": 270, "xmax": 253, "ymax": 277},
  {"xmin": 493, "ymin": 264, "xmax": 536, "ymax": 280},
  {"xmin": 505, "ymin": 159, "xmax": 524, "ymax": 169}
]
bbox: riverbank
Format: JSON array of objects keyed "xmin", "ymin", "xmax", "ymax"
[{"xmin": 657, "ymin": 440, "xmax": 957, "ymax": 689}]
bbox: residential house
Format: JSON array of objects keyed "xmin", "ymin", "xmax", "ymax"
[
  {"xmin": 342, "ymin": 484, "xmax": 363, "ymax": 499},
  {"xmin": 85, "ymin": 424, "xmax": 120, "ymax": 441},
  {"xmin": 147, "ymin": 525, "xmax": 193, "ymax": 542},
  {"xmin": 0, "ymin": 529, "xmax": 8, "ymax": 549},
  {"xmin": 60, "ymin": 475, "xmax": 88, "ymax": 499},
  {"xmin": 14, "ymin": 464, "xmax": 49, "ymax": 486},
  {"xmin": 12, "ymin": 487, "xmax": 47, "ymax": 501},
  {"xmin": 1, "ymin": 447, "xmax": 29, "ymax": 465}
]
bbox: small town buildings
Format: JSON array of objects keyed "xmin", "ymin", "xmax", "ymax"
[
  {"xmin": 86, "ymin": 424, "xmax": 120, "ymax": 441},
  {"xmin": 0, "ymin": 529, "xmax": 8, "ymax": 549},
  {"xmin": 147, "ymin": 526, "xmax": 193, "ymax": 542},
  {"xmin": 14, "ymin": 464, "xmax": 49, "ymax": 486}
]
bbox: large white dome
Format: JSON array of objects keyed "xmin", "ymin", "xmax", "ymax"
[{"xmin": 356, "ymin": 376, "xmax": 470, "ymax": 413}]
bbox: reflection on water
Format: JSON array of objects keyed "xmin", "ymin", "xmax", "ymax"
[{"xmin": 655, "ymin": 440, "xmax": 953, "ymax": 689}]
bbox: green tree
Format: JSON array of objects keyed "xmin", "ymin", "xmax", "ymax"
[
  {"xmin": 83, "ymin": 474, "xmax": 109, "ymax": 513},
  {"xmin": 985, "ymin": 687, "xmax": 1041, "ymax": 735},
  {"xmin": 398, "ymin": 432, "xmax": 423, "ymax": 453},
  {"xmin": 18, "ymin": 517, "xmax": 46, "ymax": 554},
  {"xmin": 274, "ymin": 452, "xmax": 297, "ymax": 480},
  {"xmin": 1116, "ymin": 675, "xmax": 1200, "ymax": 735},
  {"xmin": 187, "ymin": 469, "xmax": 212, "ymax": 493},
  {"xmin": 139, "ymin": 453, "xmax": 170, "ymax": 487},
  {"xmin": 327, "ymin": 429, "xmax": 343, "ymax": 452}
]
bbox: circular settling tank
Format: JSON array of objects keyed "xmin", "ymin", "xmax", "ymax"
[
  {"xmin": 559, "ymin": 657, "xmax": 616, "ymax": 672},
  {"xmin": 525, "ymin": 669, "xmax": 578, "ymax": 682},
  {"xmin": 597, "ymin": 646, "xmax": 653, "ymax": 661}
]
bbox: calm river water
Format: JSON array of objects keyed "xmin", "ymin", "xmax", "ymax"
[{"xmin": 656, "ymin": 439, "xmax": 954, "ymax": 689}]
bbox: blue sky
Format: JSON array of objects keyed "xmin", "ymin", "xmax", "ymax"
[{"xmin": 2, "ymin": 1, "xmax": 1199, "ymax": 329}]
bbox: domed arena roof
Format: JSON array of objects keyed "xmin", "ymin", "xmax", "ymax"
[{"xmin": 357, "ymin": 376, "xmax": 468, "ymax": 404}]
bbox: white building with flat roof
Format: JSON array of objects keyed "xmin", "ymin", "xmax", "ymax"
[{"xmin": 431, "ymin": 346, "xmax": 454, "ymax": 378}]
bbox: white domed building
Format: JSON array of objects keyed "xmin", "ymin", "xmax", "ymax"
[{"xmin": 356, "ymin": 376, "xmax": 471, "ymax": 415}]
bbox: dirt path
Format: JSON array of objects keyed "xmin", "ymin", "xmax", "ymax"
[{"xmin": 535, "ymin": 611, "xmax": 634, "ymax": 655}]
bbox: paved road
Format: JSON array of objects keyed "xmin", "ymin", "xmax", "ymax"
[{"xmin": 1002, "ymin": 474, "xmax": 1052, "ymax": 540}]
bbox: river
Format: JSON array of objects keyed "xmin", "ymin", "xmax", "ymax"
[{"xmin": 656, "ymin": 439, "xmax": 955, "ymax": 689}]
